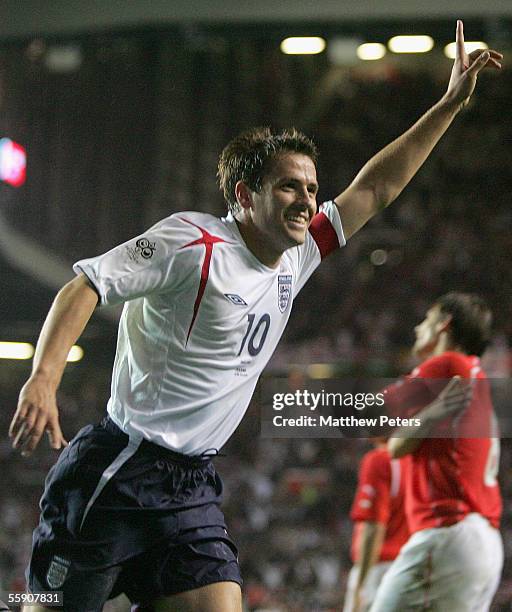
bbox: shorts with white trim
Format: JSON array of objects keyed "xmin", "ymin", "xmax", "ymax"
[
  {"xmin": 26, "ymin": 417, "xmax": 242, "ymax": 612},
  {"xmin": 369, "ymin": 513, "xmax": 503, "ymax": 612}
]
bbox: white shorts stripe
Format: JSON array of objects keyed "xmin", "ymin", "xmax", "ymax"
[{"xmin": 79, "ymin": 434, "xmax": 143, "ymax": 532}]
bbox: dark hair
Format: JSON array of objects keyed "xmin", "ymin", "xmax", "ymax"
[
  {"xmin": 436, "ymin": 292, "xmax": 492, "ymax": 356},
  {"xmin": 217, "ymin": 126, "xmax": 318, "ymax": 215}
]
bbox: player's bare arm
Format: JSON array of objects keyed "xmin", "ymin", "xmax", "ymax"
[
  {"xmin": 9, "ymin": 273, "xmax": 98, "ymax": 456},
  {"xmin": 351, "ymin": 521, "xmax": 386, "ymax": 612},
  {"xmin": 388, "ymin": 376, "xmax": 471, "ymax": 458},
  {"xmin": 335, "ymin": 20, "xmax": 502, "ymax": 239}
]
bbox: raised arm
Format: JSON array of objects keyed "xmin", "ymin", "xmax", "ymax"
[
  {"xmin": 9, "ymin": 273, "xmax": 98, "ymax": 456},
  {"xmin": 335, "ymin": 21, "xmax": 502, "ymax": 239}
]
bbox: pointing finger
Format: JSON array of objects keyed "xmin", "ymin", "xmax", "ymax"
[{"xmin": 456, "ymin": 20, "xmax": 465, "ymax": 61}]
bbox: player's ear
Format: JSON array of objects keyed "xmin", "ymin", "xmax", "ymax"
[
  {"xmin": 235, "ymin": 181, "xmax": 253, "ymax": 210},
  {"xmin": 438, "ymin": 313, "xmax": 452, "ymax": 333}
]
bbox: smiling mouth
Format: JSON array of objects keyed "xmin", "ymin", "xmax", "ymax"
[{"xmin": 285, "ymin": 213, "xmax": 309, "ymax": 227}]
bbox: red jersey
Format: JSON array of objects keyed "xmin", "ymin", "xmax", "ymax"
[
  {"xmin": 384, "ymin": 351, "xmax": 502, "ymax": 533},
  {"xmin": 350, "ymin": 447, "xmax": 409, "ymax": 562}
]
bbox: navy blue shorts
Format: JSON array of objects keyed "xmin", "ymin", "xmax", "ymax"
[{"xmin": 27, "ymin": 417, "xmax": 242, "ymax": 611}]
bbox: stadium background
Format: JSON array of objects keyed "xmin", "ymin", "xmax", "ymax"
[{"xmin": 0, "ymin": 2, "xmax": 511, "ymax": 610}]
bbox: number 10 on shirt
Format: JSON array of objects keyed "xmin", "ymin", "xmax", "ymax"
[{"xmin": 238, "ymin": 314, "xmax": 271, "ymax": 356}]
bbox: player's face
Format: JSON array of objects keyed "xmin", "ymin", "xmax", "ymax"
[
  {"xmin": 413, "ymin": 305, "xmax": 448, "ymax": 358},
  {"xmin": 251, "ymin": 153, "xmax": 318, "ymax": 252}
]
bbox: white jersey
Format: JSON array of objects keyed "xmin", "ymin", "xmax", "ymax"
[{"xmin": 74, "ymin": 201, "xmax": 345, "ymax": 454}]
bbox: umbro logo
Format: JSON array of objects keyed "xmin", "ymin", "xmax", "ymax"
[{"xmin": 225, "ymin": 293, "xmax": 247, "ymax": 306}]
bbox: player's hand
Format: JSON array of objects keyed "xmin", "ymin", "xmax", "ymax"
[
  {"xmin": 428, "ymin": 375, "xmax": 471, "ymax": 421},
  {"xmin": 8, "ymin": 375, "xmax": 68, "ymax": 456},
  {"xmin": 445, "ymin": 20, "xmax": 502, "ymax": 108}
]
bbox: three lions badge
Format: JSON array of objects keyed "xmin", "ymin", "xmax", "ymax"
[
  {"xmin": 278, "ymin": 275, "xmax": 292, "ymax": 313},
  {"xmin": 46, "ymin": 555, "xmax": 71, "ymax": 589}
]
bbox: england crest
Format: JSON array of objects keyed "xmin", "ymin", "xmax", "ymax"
[
  {"xmin": 278, "ymin": 274, "xmax": 292, "ymax": 313},
  {"xmin": 46, "ymin": 555, "xmax": 70, "ymax": 589}
]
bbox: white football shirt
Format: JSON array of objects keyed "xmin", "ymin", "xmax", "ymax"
[{"xmin": 74, "ymin": 201, "xmax": 345, "ymax": 454}]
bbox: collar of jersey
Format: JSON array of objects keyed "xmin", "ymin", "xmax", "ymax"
[{"xmin": 223, "ymin": 212, "xmax": 281, "ymax": 274}]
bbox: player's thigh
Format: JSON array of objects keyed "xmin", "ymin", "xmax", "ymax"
[
  {"xmin": 152, "ymin": 581, "xmax": 242, "ymax": 612},
  {"xmin": 371, "ymin": 517, "xmax": 503, "ymax": 612},
  {"xmin": 440, "ymin": 515, "xmax": 503, "ymax": 611},
  {"xmin": 369, "ymin": 534, "xmax": 436, "ymax": 612},
  {"xmin": 476, "ymin": 526, "xmax": 504, "ymax": 611}
]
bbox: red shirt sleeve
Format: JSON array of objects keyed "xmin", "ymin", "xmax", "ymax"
[
  {"xmin": 350, "ymin": 449, "xmax": 391, "ymax": 524},
  {"xmin": 383, "ymin": 354, "xmax": 453, "ymax": 418}
]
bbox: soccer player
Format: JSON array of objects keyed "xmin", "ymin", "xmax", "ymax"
[
  {"xmin": 8, "ymin": 22, "xmax": 501, "ymax": 612},
  {"xmin": 370, "ymin": 293, "xmax": 503, "ymax": 612},
  {"xmin": 344, "ymin": 440, "xmax": 409, "ymax": 612},
  {"xmin": 343, "ymin": 440, "xmax": 409, "ymax": 612}
]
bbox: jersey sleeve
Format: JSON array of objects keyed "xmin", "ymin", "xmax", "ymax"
[
  {"xmin": 73, "ymin": 215, "xmax": 191, "ymax": 306},
  {"xmin": 294, "ymin": 200, "xmax": 346, "ymax": 294},
  {"xmin": 350, "ymin": 451, "xmax": 391, "ymax": 524}
]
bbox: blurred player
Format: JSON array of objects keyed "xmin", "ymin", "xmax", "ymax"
[
  {"xmin": 9, "ymin": 21, "xmax": 501, "ymax": 612},
  {"xmin": 370, "ymin": 293, "xmax": 503, "ymax": 612},
  {"xmin": 343, "ymin": 439, "xmax": 409, "ymax": 612}
]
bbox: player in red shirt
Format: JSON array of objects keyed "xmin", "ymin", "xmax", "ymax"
[
  {"xmin": 370, "ymin": 293, "xmax": 503, "ymax": 611},
  {"xmin": 344, "ymin": 440, "xmax": 409, "ymax": 612}
]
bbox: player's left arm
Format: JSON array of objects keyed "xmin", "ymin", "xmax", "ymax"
[
  {"xmin": 352, "ymin": 521, "xmax": 386, "ymax": 612},
  {"xmin": 334, "ymin": 20, "xmax": 502, "ymax": 239},
  {"xmin": 388, "ymin": 376, "xmax": 470, "ymax": 458}
]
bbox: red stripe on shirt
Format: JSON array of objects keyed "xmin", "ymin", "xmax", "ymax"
[
  {"xmin": 308, "ymin": 211, "xmax": 339, "ymax": 259},
  {"xmin": 186, "ymin": 241, "xmax": 214, "ymax": 343},
  {"xmin": 177, "ymin": 218, "xmax": 230, "ymax": 344}
]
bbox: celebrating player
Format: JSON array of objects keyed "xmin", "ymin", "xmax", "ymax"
[
  {"xmin": 370, "ymin": 293, "xmax": 503, "ymax": 611},
  {"xmin": 9, "ymin": 22, "xmax": 501, "ymax": 612},
  {"xmin": 343, "ymin": 440, "xmax": 409, "ymax": 612}
]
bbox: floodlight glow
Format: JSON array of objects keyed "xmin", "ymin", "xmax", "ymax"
[
  {"xmin": 444, "ymin": 41, "xmax": 488, "ymax": 59},
  {"xmin": 0, "ymin": 342, "xmax": 34, "ymax": 360},
  {"xmin": 307, "ymin": 363, "xmax": 335, "ymax": 379},
  {"xmin": 67, "ymin": 345, "xmax": 84, "ymax": 362},
  {"xmin": 280, "ymin": 37, "xmax": 326, "ymax": 55},
  {"xmin": 357, "ymin": 43, "xmax": 386, "ymax": 61},
  {"xmin": 388, "ymin": 36, "xmax": 434, "ymax": 54}
]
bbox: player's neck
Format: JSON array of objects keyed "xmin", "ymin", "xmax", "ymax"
[
  {"xmin": 426, "ymin": 334, "xmax": 465, "ymax": 359},
  {"xmin": 235, "ymin": 218, "xmax": 283, "ymax": 269}
]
